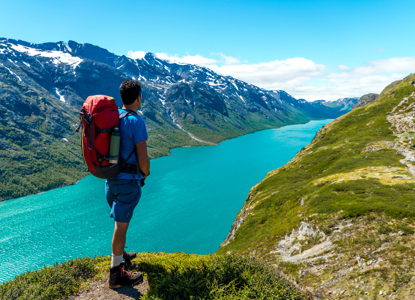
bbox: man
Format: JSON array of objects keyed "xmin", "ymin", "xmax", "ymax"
[{"xmin": 105, "ymin": 80, "xmax": 150, "ymax": 289}]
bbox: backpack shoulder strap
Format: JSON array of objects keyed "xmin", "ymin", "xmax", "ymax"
[
  {"xmin": 118, "ymin": 109, "xmax": 139, "ymax": 170},
  {"xmin": 119, "ymin": 109, "xmax": 137, "ymax": 120}
]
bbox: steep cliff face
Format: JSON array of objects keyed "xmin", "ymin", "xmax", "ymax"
[{"xmin": 218, "ymin": 74, "xmax": 415, "ymax": 299}]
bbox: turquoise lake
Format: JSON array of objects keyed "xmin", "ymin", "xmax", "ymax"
[{"xmin": 0, "ymin": 119, "xmax": 331, "ymax": 283}]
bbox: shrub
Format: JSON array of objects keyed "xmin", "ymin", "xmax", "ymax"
[
  {"xmin": 140, "ymin": 254, "xmax": 315, "ymax": 300},
  {"xmin": 0, "ymin": 256, "xmax": 103, "ymax": 300}
]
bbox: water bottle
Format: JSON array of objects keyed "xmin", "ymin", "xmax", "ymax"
[{"xmin": 109, "ymin": 127, "xmax": 120, "ymax": 164}]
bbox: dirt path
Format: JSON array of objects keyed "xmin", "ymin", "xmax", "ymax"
[{"xmin": 66, "ymin": 275, "xmax": 150, "ymax": 300}]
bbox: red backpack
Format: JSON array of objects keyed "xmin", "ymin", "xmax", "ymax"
[{"xmin": 77, "ymin": 95, "xmax": 138, "ymax": 179}]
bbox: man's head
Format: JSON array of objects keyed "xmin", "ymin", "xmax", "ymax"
[{"xmin": 120, "ymin": 80, "xmax": 142, "ymax": 106}]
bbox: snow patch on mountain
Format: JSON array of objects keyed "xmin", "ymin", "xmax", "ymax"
[
  {"xmin": 231, "ymin": 80, "xmax": 239, "ymax": 91},
  {"xmin": 236, "ymin": 94, "xmax": 246, "ymax": 104},
  {"xmin": 208, "ymin": 82, "xmax": 223, "ymax": 87},
  {"xmin": 53, "ymin": 88, "xmax": 66, "ymax": 103},
  {"xmin": 0, "ymin": 63, "xmax": 23, "ymax": 82},
  {"xmin": 63, "ymin": 42, "xmax": 72, "ymax": 53},
  {"xmin": 9, "ymin": 44, "xmax": 82, "ymax": 69},
  {"xmin": 169, "ymin": 109, "xmax": 213, "ymax": 144},
  {"xmin": 7, "ymin": 58, "xmax": 20, "ymax": 68}
]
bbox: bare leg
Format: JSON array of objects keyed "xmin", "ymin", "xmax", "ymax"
[
  {"xmin": 108, "ymin": 221, "xmax": 142, "ymax": 288},
  {"xmin": 112, "ymin": 222, "xmax": 129, "ymax": 256}
]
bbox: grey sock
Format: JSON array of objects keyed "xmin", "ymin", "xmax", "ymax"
[{"xmin": 111, "ymin": 253, "xmax": 123, "ymax": 268}]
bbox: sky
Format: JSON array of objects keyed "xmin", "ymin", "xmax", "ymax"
[{"xmin": 1, "ymin": 0, "xmax": 415, "ymax": 101}]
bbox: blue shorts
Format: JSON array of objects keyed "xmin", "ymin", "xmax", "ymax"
[{"xmin": 105, "ymin": 179, "xmax": 141, "ymax": 223}]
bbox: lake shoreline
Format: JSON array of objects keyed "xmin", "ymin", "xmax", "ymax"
[{"xmin": 0, "ymin": 118, "xmax": 325, "ymax": 204}]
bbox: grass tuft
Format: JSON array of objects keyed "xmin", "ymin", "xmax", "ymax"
[{"xmin": 0, "ymin": 256, "xmax": 106, "ymax": 300}]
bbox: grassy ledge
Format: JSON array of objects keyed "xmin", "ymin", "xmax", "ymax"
[{"xmin": 0, "ymin": 253, "xmax": 316, "ymax": 300}]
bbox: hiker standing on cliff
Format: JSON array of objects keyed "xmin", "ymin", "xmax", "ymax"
[{"xmin": 106, "ymin": 80, "xmax": 150, "ymax": 288}]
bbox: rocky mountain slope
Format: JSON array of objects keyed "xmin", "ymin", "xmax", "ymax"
[
  {"xmin": 0, "ymin": 38, "xmax": 358, "ymax": 201},
  {"xmin": 218, "ymin": 74, "xmax": 415, "ymax": 299},
  {"xmin": 352, "ymin": 93, "xmax": 380, "ymax": 110}
]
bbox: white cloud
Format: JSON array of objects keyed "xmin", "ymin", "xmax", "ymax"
[
  {"xmin": 128, "ymin": 51, "xmax": 241, "ymax": 66},
  {"xmin": 154, "ymin": 53, "xmax": 218, "ymax": 65},
  {"xmin": 289, "ymin": 73, "xmax": 405, "ymax": 101},
  {"xmin": 127, "ymin": 51, "xmax": 218, "ymax": 65},
  {"xmin": 216, "ymin": 53, "xmax": 240, "ymax": 65},
  {"xmin": 355, "ymin": 57, "xmax": 415, "ymax": 74},
  {"xmin": 127, "ymin": 50, "xmax": 146, "ymax": 60},
  {"xmin": 128, "ymin": 49, "xmax": 415, "ymax": 101},
  {"xmin": 212, "ymin": 58, "xmax": 328, "ymax": 90},
  {"xmin": 210, "ymin": 57, "xmax": 414, "ymax": 101},
  {"xmin": 338, "ymin": 65, "xmax": 350, "ymax": 71},
  {"xmin": 302, "ymin": 57, "xmax": 415, "ymax": 100}
]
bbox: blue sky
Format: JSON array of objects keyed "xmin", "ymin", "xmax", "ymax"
[{"xmin": 1, "ymin": 0, "xmax": 414, "ymax": 100}]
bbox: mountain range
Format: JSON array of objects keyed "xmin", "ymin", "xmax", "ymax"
[{"xmin": 0, "ymin": 37, "xmax": 358, "ymax": 201}]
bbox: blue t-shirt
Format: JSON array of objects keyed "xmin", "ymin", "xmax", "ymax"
[{"xmin": 113, "ymin": 109, "xmax": 148, "ymax": 180}]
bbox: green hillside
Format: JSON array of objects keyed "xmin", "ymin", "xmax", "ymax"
[{"xmin": 218, "ymin": 74, "xmax": 415, "ymax": 298}]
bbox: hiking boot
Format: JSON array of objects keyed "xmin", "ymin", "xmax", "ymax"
[
  {"xmin": 123, "ymin": 250, "xmax": 137, "ymax": 265},
  {"xmin": 108, "ymin": 263, "xmax": 143, "ymax": 289}
]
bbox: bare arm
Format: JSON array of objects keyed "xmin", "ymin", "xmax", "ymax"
[{"xmin": 136, "ymin": 139, "xmax": 150, "ymax": 179}]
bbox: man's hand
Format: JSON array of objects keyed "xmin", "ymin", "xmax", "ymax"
[{"xmin": 136, "ymin": 139, "xmax": 150, "ymax": 179}]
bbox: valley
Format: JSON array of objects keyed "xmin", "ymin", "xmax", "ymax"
[{"xmin": 0, "ymin": 38, "xmax": 357, "ymax": 201}]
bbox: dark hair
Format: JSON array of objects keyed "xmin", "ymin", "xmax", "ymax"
[{"xmin": 119, "ymin": 80, "xmax": 141, "ymax": 105}]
